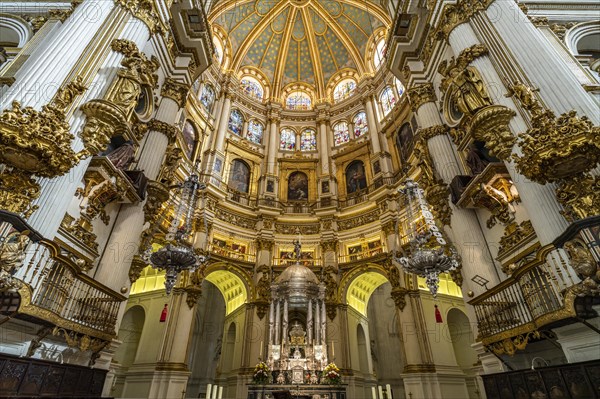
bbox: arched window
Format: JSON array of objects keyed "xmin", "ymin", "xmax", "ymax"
[
  {"xmin": 240, "ymin": 77, "xmax": 264, "ymax": 100},
  {"xmin": 199, "ymin": 84, "xmax": 215, "ymax": 112},
  {"xmin": 396, "ymin": 122, "xmax": 414, "ymax": 162},
  {"xmin": 395, "ymin": 78, "xmax": 405, "ymax": 98},
  {"xmin": 247, "ymin": 120, "xmax": 263, "ymax": 144},
  {"xmin": 300, "ymin": 129, "xmax": 317, "ymax": 151},
  {"xmin": 353, "ymin": 112, "xmax": 368, "ymax": 138},
  {"xmin": 333, "ymin": 121, "xmax": 350, "ymax": 146},
  {"xmin": 380, "ymin": 86, "xmax": 396, "ymax": 117},
  {"xmin": 333, "ymin": 79, "xmax": 357, "ymax": 103},
  {"xmin": 213, "ymin": 37, "xmax": 224, "ymax": 65},
  {"xmin": 373, "ymin": 39, "xmax": 386, "ymax": 70},
  {"xmin": 288, "ymin": 171, "xmax": 308, "ymax": 201},
  {"xmin": 229, "ymin": 159, "xmax": 251, "ymax": 193},
  {"xmin": 280, "ymin": 128, "xmax": 296, "ymax": 150},
  {"xmin": 182, "ymin": 120, "xmax": 198, "ymax": 159},
  {"xmin": 228, "ymin": 109, "xmax": 244, "ymax": 135},
  {"xmin": 286, "ymin": 91, "xmax": 312, "ymax": 110},
  {"xmin": 346, "ymin": 160, "xmax": 367, "ymax": 194}
]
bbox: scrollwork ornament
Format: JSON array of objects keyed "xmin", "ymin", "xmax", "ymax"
[
  {"xmin": 468, "ymin": 105, "xmax": 517, "ymax": 160},
  {"xmin": 425, "ymin": 182, "xmax": 453, "ymax": 226},
  {"xmin": 555, "ymin": 174, "xmax": 600, "ymax": 222},
  {"xmin": 115, "ymin": 0, "xmax": 165, "ymax": 34},
  {"xmin": 161, "ymin": 78, "xmax": 190, "ymax": 109},
  {"xmin": 407, "ymin": 83, "xmax": 436, "ymax": 111},
  {"xmin": 129, "ymin": 255, "xmax": 148, "ymax": 283}
]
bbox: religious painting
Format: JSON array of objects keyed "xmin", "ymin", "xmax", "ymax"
[
  {"xmin": 182, "ymin": 120, "xmax": 197, "ymax": 159},
  {"xmin": 279, "ymin": 250, "xmax": 314, "ymax": 266},
  {"xmin": 321, "ymin": 180, "xmax": 329, "ymax": 194},
  {"xmin": 396, "ymin": 123, "xmax": 414, "ymax": 162},
  {"xmin": 348, "ymin": 244, "xmax": 363, "ymax": 260},
  {"xmin": 229, "ymin": 159, "xmax": 250, "ymax": 193},
  {"xmin": 266, "ymin": 179, "xmax": 275, "ymax": 193},
  {"xmin": 345, "ymin": 161, "xmax": 367, "ymax": 194},
  {"xmin": 287, "ymin": 171, "xmax": 308, "ymax": 201},
  {"xmin": 373, "ymin": 160, "xmax": 381, "ymax": 175},
  {"xmin": 213, "ymin": 158, "xmax": 222, "ymax": 174}
]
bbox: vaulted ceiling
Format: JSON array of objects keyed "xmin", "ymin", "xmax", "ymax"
[{"xmin": 209, "ymin": 0, "xmax": 391, "ymax": 98}]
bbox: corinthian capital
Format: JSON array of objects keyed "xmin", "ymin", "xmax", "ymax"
[
  {"xmin": 161, "ymin": 78, "xmax": 190, "ymax": 108},
  {"xmin": 407, "ymin": 83, "xmax": 436, "ymax": 111}
]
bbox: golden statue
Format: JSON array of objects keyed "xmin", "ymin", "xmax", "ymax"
[
  {"xmin": 451, "ymin": 67, "xmax": 492, "ymax": 116},
  {"xmin": 0, "ymin": 230, "xmax": 30, "ymax": 273}
]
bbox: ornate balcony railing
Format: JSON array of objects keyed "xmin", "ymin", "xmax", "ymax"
[
  {"xmin": 1, "ymin": 214, "xmax": 125, "ymax": 341},
  {"xmin": 208, "ymin": 243, "xmax": 256, "ymax": 263},
  {"xmin": 469, "ymin": 245, "xmax": 583, "ymax": 351}
]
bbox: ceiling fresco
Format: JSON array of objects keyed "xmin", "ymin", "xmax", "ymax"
[{"xmin": 210, "ymin": 0, "xmax": 391, "ymax": 98}]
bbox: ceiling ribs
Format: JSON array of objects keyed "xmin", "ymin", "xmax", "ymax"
[
  {"xmin": 300, "ymin": 6, "xmax": 324, "ymax": 98},
  {"xmin": 272, "ymin": 6, "xmax": 297, "ymax": 97}
]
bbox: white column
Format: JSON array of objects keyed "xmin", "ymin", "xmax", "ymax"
[
  {"xmin": 386, "ymin": 384, "xmax": 393, "ymax": 399},
  {"xmin": 378, "ymin": 386, "xmax": 384, "ymax": 399},
  {"xmin": 274, "ymin": 300, "xmax": 281, "ymax": 344},
  {"xmin": 364, "ymin": 96, "xmax": 381, "ymax": 154},
  {"xmin": 268, "ymin": 301, "xmax": 275, "ymax": 345},
  {"xmin": 320, "ymin": 299, "xmax": 326, "ymax": 345},
  {"xmin": 314, "ymin": 300, "xmax": 321, "ymax": 344},
  {"xmin": 267, "ymin": 118, "xmax": 279, "ymax": 175},
  {"xmin": 372, "ymin": 387, "xmax": 377, "ymax": 399},
  {"xmin": 94, "ymin": 96, "xmax": 180, "ymax": 292},
  {"xmin": 26, "ymin": 15, "xmax": 149, "ymax": 239},
  {"xmin": 212, "ymin": 386, "xmax": 218, "ymax": 399},
  {"xmin": 206, "ymin": 384, "xmax": 212, "ymax": 399},
  {"xmin": 217, "ymin": 386, "xmax": 223, "ymax": 399},
  {"xmin": 242, "ymin": 119, "xmax": 249, "ymax": 139},
  {"xmin": 282, "ymin": 299, "xmax": 289, "ymax": 345},
  {"xmin": 0, "ymin": 0, "xmax": 118, "ymax": 109},
  {"xmin": 214, "ymin": 94, "xmax": 231, "ymax": 153},
  {"xmin": 319, "ymin": 120, "xmax": 329, "ymax": 174},
  {"xmin": 307, "ymin": 299, "xmax": 313, "ymax": 344},
  {"xmin": 484, "ymin": 2, "xmax": 599, "ymax": 123},
  {"xmin": 416, "ymin": 102, "xmax": 500, "ymax": 299}
]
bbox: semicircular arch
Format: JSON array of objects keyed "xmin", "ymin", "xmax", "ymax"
[
  {"xmin": 203, "ymin": 262, "xmax": 251, "ymax": 315},
  {"xmin": 339, "ymin": 263, "xmax": 390, "ymax": 315}
]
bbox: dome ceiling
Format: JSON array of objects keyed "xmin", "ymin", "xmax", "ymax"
[{"xmin": 209, "ymin": 0, "xmax": 391, "ymax": 98}]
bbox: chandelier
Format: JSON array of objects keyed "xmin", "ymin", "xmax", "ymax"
[
  {"xmin": 143, "ymin": 173, "xmax": 209, "ymax": 294},
  {"xmin": 394, "ymin": 179, "xmax": 460, "ymax": 297}
]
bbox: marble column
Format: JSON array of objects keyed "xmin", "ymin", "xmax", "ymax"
[
  {"xmin": 267, "ymin": 115, "xmax": 279, "ymax": 175},
  {"xmin": 446, "ymin": 21, "xmax": 570, "ymax": 246},
  {"xmin": 318, "ymin": 119, "xmax": 330, "ymax": 175},
  {"xmin": 320, "ymin": 299, "xmax": 326, "ymax": 345},
  {"xmin": 94, "ymin": 94, "xmax": 182, "ymax": 292},
  {"xmin": 268, "ymin": 302, "xmax": 275, "ymax": 345},
  {"xmin": 214, "ymin": 93, "xmax": 231, "ymax": 153},
  {"xmin": 307, "ymin": 299, "xmax": 313, "ymax": 344},
  {"xmin": 25, "ymin": 13, "xmax": 149, "ymax": 239},
  {"xmin": 315, "ymin": 300, "xmax": 321, "ymax": 344},
  {"xmin": 364, "ymin": 95, "xmax": 381, "ymax": 154},
  {"xmin": 274, "ymin": 300, "xmax": 281, "ymax": 344},
  {"xmin": 416, "ymin": 101, "xmax": 500, "ymax": 298},
  {"xmin": 282, "ymin": 299, "xmax": 289, "ymax": 345}
]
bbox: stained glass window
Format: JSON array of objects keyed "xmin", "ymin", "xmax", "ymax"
[
  {"xmin": 395, "ymin": 78, "xmax": 405, "ymax": 98},
  {"xmin": 280, "ymin": 128, "xmax": 296, "ymax": 150},
  {"xmin": 333, "ymin": 79, "xmax": 357, "ymax": 103},
  {"xmin": 380, "ymin": 87, "xmax": 396, "ymax": 117},
  {"xmin": 353, "ymin": 112, "xmax": 368, "ymax": 138},
  {"xmin": 199, "ymin": 84, "xmax": 215, "ymax": 112},
  {"xmin": 286, "ymin": 91, "xmax": 311, "ymax": 110},
  {"xmin": 374, "ymin": 39, "xmax": 386, "ymax": 70},
  {"xmin": 228, "ymin": 109, "xmax": 244, "ymax": 136},
  {"xmin": 241, "ymin": 77, "xmax": 263, "ymax": 100},
  {"xmin": 333, "ymin": 121, "xmax": 350, "ymax": 146},
  {"xmin": 247, "ymin": 120, "xmax": 263, "ymax": 144},
  {"xmin": 214, "ymin": 37, "xmax": 223, "ymax": 65},
  {"xmin": 300, "ymin": 129, "xmax": 317, "ymax": 151}
]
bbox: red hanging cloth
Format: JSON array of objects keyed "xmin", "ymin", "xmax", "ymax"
[
  {"xmin": 434, "ymin": 304, "xmax": 443, "ymax": 323},
  {"xmin": 160, "ymin": 304, "xmax": 168, "ymax": 322}
]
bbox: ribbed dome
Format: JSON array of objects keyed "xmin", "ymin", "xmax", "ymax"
[
  {"xmin": 276, "ymin": 262, "xmax": 320, "ymax": 285},
  {"xmin": 209, "ymin": 0, "xmax": 391, "ymax": 99}
]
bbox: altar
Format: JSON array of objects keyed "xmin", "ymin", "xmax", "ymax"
[{"xmin": 247, "ymin": 384, "xmax": 346, "ymax": 399}]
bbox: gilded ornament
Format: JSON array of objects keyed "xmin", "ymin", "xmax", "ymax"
[
  {"xmin": 0, "ymin": 230, "xmax": 30, "ymax": 291},
  {"xmin": 418, "ymin": 125, "xmax": 449, "ymax": 141},
  {"xmin": 390, "ymin": 287, "xmax": 408, "ymax": 311},
  {"xmin": 436, "ymin": 0, "xmax": 492, "ymax": 40},
  {"xmin": 256, "ymin": 238, "xmax": 274, "ymax": 251},
  {"xmin": 439, "ymin": 45, "xmax": 489, "ymax": 93},
  {"xmin": 468, "ymin": 105, "xmax": 517, "ymax": 160},
  {"xmin": 185, "ymin": 284, "xmax": 203, "ymax": 308},
  {"xmin": 514, "ymin": 110, "xmax": 600, "ymax": 183},
  {"xmin": 129, "ymin": 255, "xmax": 148, "ymax": 283},
  {"xmin": 53, "ymin": 75, "xmax": 87, "ymax": 112},
  {"xmin": 441, "ymin": 65, "xmax": 492, "ymax": 118},
  {"xmin": 148, "ymin": 119, "xmax": 180, "ymax": 143},
  {"xmin": 159, "ymin": 144, "xmax": 183, "ymax": 185},
  {"xmin": 321, "ymin": 240, "xmax": 338, "ymax": 253},
  {"xmin": 472, "ymin": 183, "xmax": 515, "ymax": 228},
  {"xmin": 407, "ymin": 83, "xmax": 436, "ymax": 111},
  {"xmin": 115, "ymin": 0, "xmax": 165, "ymax": 34},
  {"xmin": 425, "ymin": 182, "xmax": 453, "ymax": 227},
  {"xmin": 79, "ymin": 100, "xmax": 131, "ymax": 157},
  {"xmin": 487, "ymin": 331, "xmax": 540, "ymax": 356},
  {"xmin": 555, "ymin": 174, "xmax": 600, "ymax": 222},
  {"xmin": 449, "ymin": 265, "xmax": 463, "ymax": 287},
  {"xmin": 161, "ymin": 78, "xmax": 190, "ymax": 109},
  {"xmin": 60, "ymin": 213, "xmax": 99, "ymax": 252},
  {"xmin": 106, "ymin": 39, "xmax": 159, "ymax": 119},
  {"xmin": 563, "ymin": 240, "xmax": 598, "ymax": 279},
  {"xmin": 0, "ymin": 170, "xmax": 40, "ymax": 217},
  {"xmin": 497, "ymin": 220, "xmax": 535, "ymax": 261}
]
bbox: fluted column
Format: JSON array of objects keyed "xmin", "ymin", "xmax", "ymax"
[
  {"xmin": 94, "ymin": 93, "xmax": 182, "ymax": 292},
  {"xmin": 25, "ymin": 14, "xmax": 149, "ymax": 239},
  {"xmin": 214, "ymin": 93, "xmax": 231, "ymax": 153},
  {"xmin": 364, "ymin": 95, "xmax": 381, "ymax": 154},
  {"xmin": 267, "ymin": 113, "xmax": 279, "ymax": 175},
  {"xmin": 315, "ymin": 300, "xmax": 321, "ymax": 344},
  {"xmin": 483, "ymin": 2, "xmax": 598, "ymax": 123},
  {"xmin": 412, "ymin": 89, "xmax": 500, "ymax": 298},
  {"xmin": 320, "ymin": 299, "xmax": 326, "ymax": 345},
  {"xmin": 282, "ymin": 299, "xmax": 289, "ymax": 345},
  {"xmin": 307, "ymin": 299, "xmax": 313, "ymax": 344},
  {"xmin": 446, "ymin": 22, "xmax": 569, "ymax": 245},
  {"xmin": 274, "ymin": 299, "xmax": 281, "ymax": 344},
  {"xmin": 318, "ymin": 119, "xmax": 329, "ymax": 174},
  {"xmin": 268, "ymin": 301, "xmax": 275, "ymax": 346},
  {"xmin": 0, "ymin": 0, "xmax": 118, "ymax": 109}
]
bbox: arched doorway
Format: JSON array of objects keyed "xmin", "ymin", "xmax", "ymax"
[
  {"xmin": 447, "ymin": 308, "xmax": 480, "ymax": 399},
  {"xmin": 111, "ymin": 306, "xmax": 145, "ymax": 397}
]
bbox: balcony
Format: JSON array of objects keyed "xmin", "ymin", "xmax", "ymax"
[{"xmin": 1, "ymin": 212, "xmax": 125, "ymax": 341}]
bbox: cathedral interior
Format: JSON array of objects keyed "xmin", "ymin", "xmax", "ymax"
[{"xmin": 0, "ymin": 0, "xmax": 599, "ymax": 398}]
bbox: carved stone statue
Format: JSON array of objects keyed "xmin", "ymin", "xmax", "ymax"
[
  {"xmin": 159, "ymin": 145, "xmax": 183, "ymax": 185},
  {"xmin": 465, "ymin": 143, "xmax": 490, "ymax": 175},
  {"xmin": 106, "ymin": 141, "xmax": 136, "ymax": 170}
]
